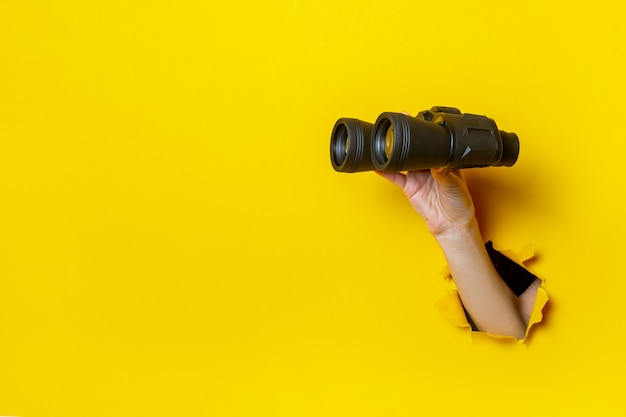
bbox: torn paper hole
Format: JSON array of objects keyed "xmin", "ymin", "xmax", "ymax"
[{"xmin": 435, "ymin": 241, "xmax": 549, "ymax": 343}]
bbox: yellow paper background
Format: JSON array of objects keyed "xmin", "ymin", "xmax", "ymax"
[{"xmin": 1, "ymin": 1, "xmax": 624, "ymax": 415}]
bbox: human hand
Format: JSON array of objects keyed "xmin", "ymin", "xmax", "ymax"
[{"xmin": 376, "ymin": 168, "xmax": 475, "ymax": 237}]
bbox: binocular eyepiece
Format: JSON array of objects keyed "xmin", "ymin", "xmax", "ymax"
[{"xmin": 330, "ymin": 106, "xmax": 519, "ymax": 172}]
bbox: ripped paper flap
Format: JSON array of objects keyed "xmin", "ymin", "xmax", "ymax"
[{"xmin": 435, "ymin": 242, "xmax": 549, "ymax": 343}]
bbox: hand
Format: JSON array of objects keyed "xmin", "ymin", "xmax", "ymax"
[
  {"xmin": 376, "ymin": 168, "xmax": 475, "ymax": 237},
  {"xmin": 379, "ymin": 168, "xmax": 528, "ymax": 339}
]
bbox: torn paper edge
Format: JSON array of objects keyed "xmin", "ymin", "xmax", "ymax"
[{"xmin": 435, "ymin": 243, "xmax": 549, "ymax": 344}]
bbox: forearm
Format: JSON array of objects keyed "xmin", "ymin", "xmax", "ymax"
[{"xmin": 434, "ymin": 219, "xmax": 527, "ymax": 339}]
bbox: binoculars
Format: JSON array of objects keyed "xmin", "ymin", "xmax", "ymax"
[{"xmin": 330, "ymin": 106, "xmax": 519, "ymax": 172}]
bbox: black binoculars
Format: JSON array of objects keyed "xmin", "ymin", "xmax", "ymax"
[{"xmin": 330, "ymin": 106, "xmax": 519, "ymax": 172}]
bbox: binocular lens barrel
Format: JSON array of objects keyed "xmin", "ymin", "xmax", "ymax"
[
  {"xmin": 372, "ymin": 112, "xmax": 453, "ymax": 171},
  {"xmin": 330, "ymin": 118, "xmax": 375, "ymax": 173},
  {"xmin": 498, "ymin": 131, "xmax": 520, "ymax": 167},
  {"xmin": 330, "ymin": 107, "xmax": 519, "ymax": 172}
]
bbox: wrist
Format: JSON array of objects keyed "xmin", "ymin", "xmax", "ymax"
[{"xmin": 433, "ymin": 217, "xmax": 483, "ymax": 252}]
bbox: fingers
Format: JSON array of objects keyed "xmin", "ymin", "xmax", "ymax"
[
  {"xmin": 431, "ymin": 167, "xmax": 464, "ymax": 186},
  {"xmin": 431, "ymin": 167, "xmax": 452, "ymax": 178},
  {"xmin": 375, "ymin": 170, "xmax": 407, "ymax": 189},
  {"xmin": 378, "ymin": 168, "xmax": 466, "ymax": 196},
  {"xmin": 430, "ymin": 168, "xmax": 469, "ymax": 197}
]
